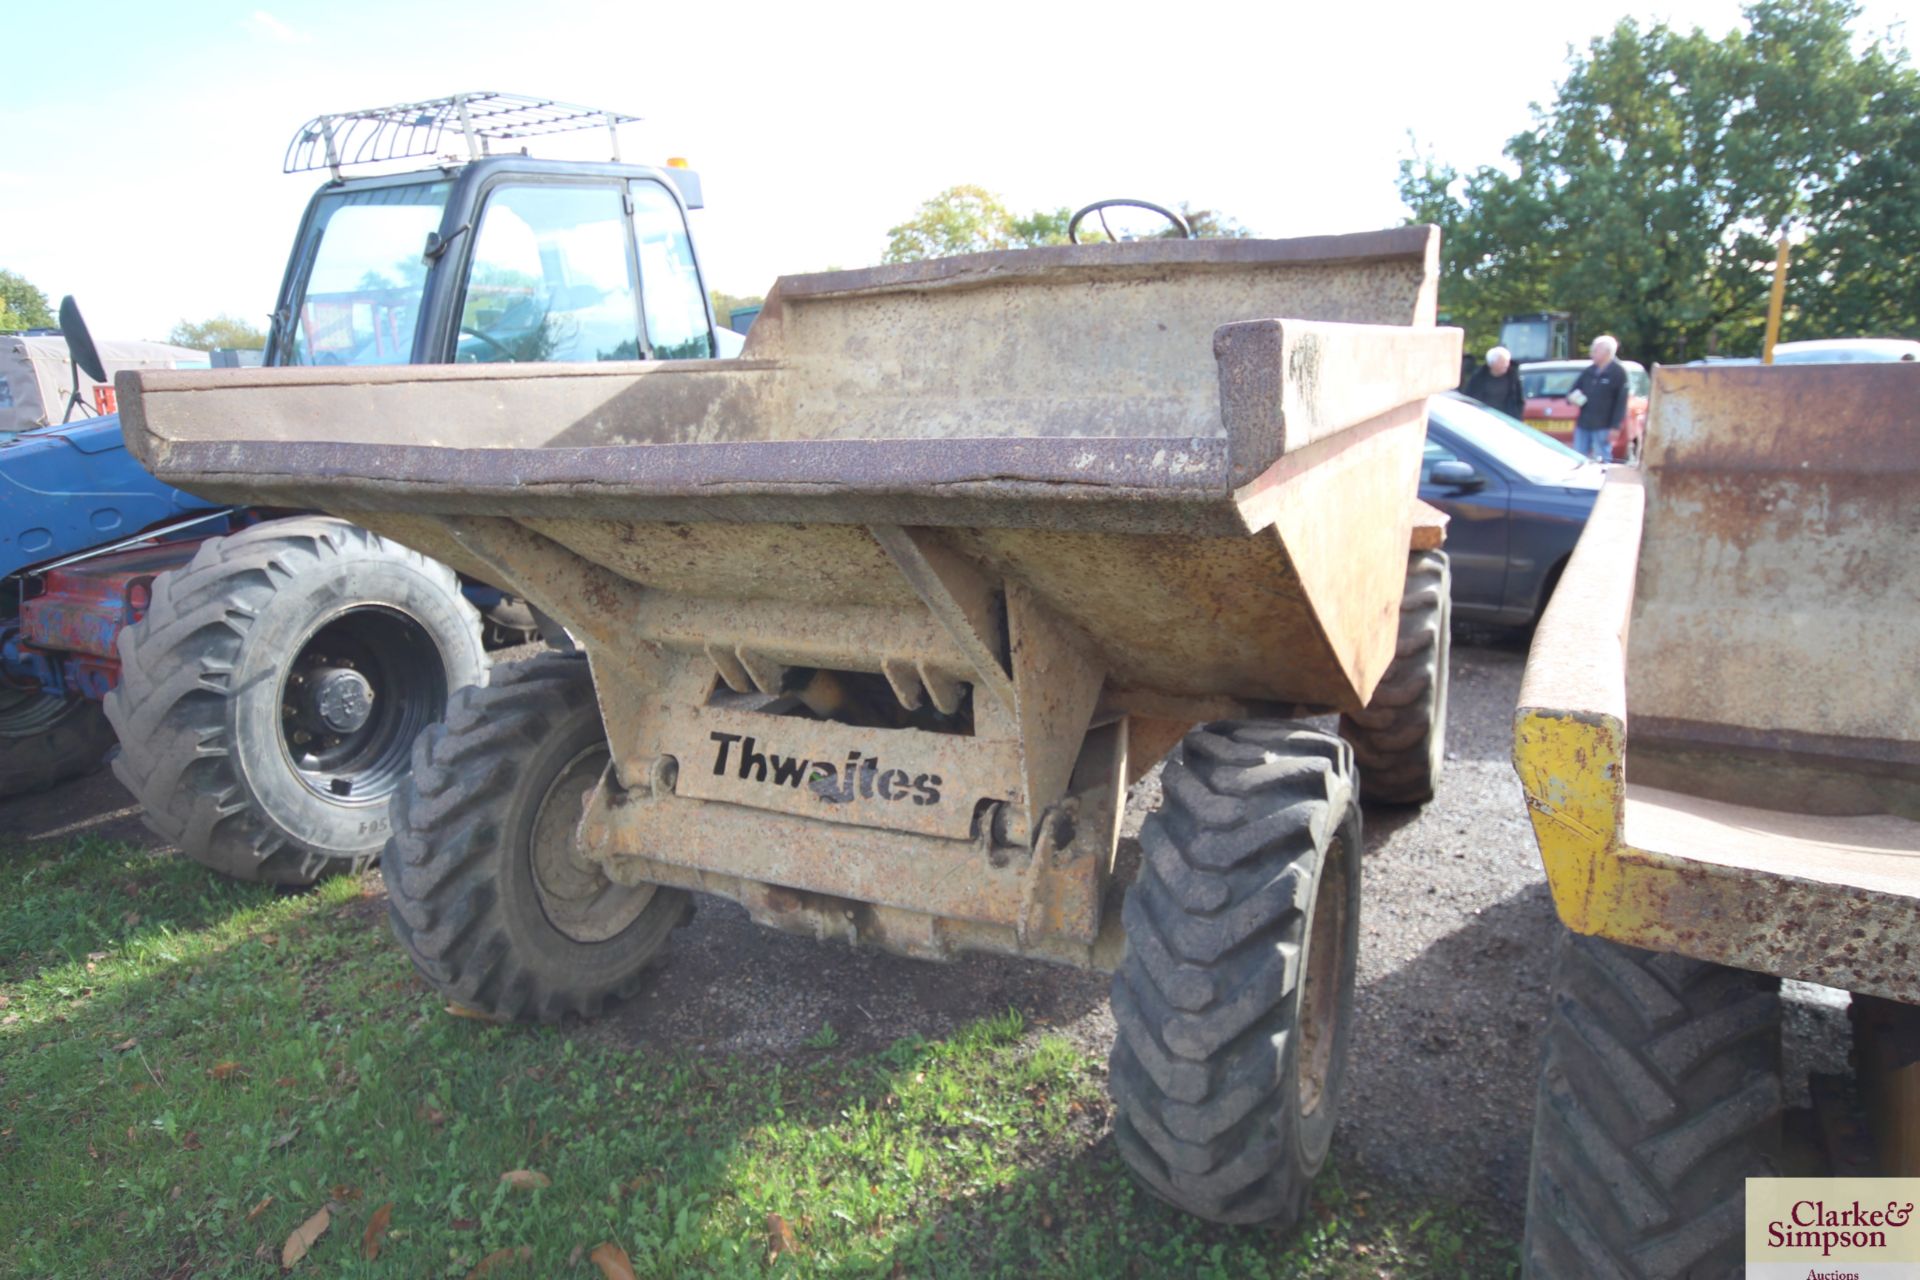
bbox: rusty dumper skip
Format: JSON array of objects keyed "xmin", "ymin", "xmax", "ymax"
[{"xmin": 120, "ymin": 229, "xmax": 1462, "ymax": 1226}]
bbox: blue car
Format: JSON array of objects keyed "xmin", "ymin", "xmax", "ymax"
[{"xmin": 1421, "ymin": 391, "xmax": 1604, "ymax": 626}]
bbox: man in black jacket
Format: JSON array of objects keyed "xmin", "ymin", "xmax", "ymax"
[
  {"xmin": 1464, "ymin": 345, "xmax": 1526, "ymax": 419},
  {"xmin": 1570, "ymin": 335, "xmax": 1629, "ymax": 460}
]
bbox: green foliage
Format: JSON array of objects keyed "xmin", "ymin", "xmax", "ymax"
[
  {"xmin": 0, "ymin": 835, "xmax": 1516, "ymax": 1277},
  {"xmin": 0, "ymin": 270, "xmax": 55, "ymax": 332},
  {"xmin": 167, "ymin": 314, "xmax": 267, "ymax": 351},
  {"xmin": 709, "ymin": 289, "xmax": 764, "ymax": 329},
  {"xmin": 885, "ymin": 189, "xmax": 1253, "ymax": 263},
  {"xmin": 1402, "ymin": 0, "xmax": 1920, "ymax": 361}
]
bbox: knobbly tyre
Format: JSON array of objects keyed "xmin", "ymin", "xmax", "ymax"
[
  {"xmin": 1511, "ymin": 361, "xmax": 1920, "ymax": 1277},
  {"xmin": 120, "ymin": 227, "xmax": 1461, "ymax": 1227},
  {"xmin": 1, "ymin": 92, "xmax": 738, "ymax": 885}
]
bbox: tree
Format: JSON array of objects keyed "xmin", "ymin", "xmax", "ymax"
[
  {"xmin": 883, "ymin": 188, "xmax": 1251, "ymax": 263},
  {"xmin": 1401, "ymin": 0, "xmax": 1919, "ymax": 362},
  {"xmin": 168, "ymin": 314, "xmax": 267, "ymax": 351},
  {"xmin": 709, "ymin": 289, "xmax": 764, "ymax": 327},
  {"xmin": 0, "ymin": 270, "xmax": 54, "ymax": 331}
]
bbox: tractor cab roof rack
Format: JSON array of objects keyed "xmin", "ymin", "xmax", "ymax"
[{"xmin": 286, "ymin": 92, "xmax": 641, "ymax": 180}]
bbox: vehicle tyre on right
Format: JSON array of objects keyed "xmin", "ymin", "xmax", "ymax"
[{"xmin": 1522, "ymin": 929, "xmax": 1783, "ymax": 1279}]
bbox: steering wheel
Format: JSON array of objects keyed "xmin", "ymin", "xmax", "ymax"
[
  {"xmin": 458, "ymin": 326, "xmax": 517, "ymax": 361},
  {"xmin": 1067, "ymin": 199, "xmax": 1193, "ymax": 245}
]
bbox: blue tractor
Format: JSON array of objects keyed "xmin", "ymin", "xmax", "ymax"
[{"xmin": 1, "ymin": 92, "xmax": 736, "ymax": 884}]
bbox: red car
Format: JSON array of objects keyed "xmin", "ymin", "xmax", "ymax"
[{"xmin": 1518, "ymin": 359, "xmax": 1650, "ymax": 461}]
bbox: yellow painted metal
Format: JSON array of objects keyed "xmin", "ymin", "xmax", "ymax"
[{"xmin": 1762, "ymin": 234, "xmax": 1790, "ymax": 365}]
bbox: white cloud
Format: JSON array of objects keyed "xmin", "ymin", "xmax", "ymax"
[{"xmin": 244, "ymin": 10, "xmax": 309, "ymax": 43}]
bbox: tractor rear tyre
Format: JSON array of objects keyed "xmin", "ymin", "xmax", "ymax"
[
  {"xmin": 1522, "ymin": 930, "xmax": 1783, "ymax": 1279},
  {"xmin": 105, "ymin": 517, "xmax": 486, "ymax": 885},
  {"xmin": 1340, "ymin": 549, "xmax": 1450, "ymax": 805},
  {"xmin": 384, "ymin": 653, "xmax": 692, "ymax": 1024},
  {"xmin": 0, "ymin": 687, "xmax": 115, "ymax": 797},
  {"xmin": 1109, "ymin": 722, "xmax": 1361, "ymax": 1227}
]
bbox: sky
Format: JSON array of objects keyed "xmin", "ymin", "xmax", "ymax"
[{"xmin": 2, "ymin": 0, "xmax": 1914, "ymax": 341}]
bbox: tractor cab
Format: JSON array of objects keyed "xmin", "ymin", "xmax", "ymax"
[{"xmin": 265, "ymin": 92, "xmax": 739, "ymax": 371}]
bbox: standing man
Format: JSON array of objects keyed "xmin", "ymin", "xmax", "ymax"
[
  {"xmin": 1464, "ymin": 345, "xmax": 1526, "ymax": 418},
  {"xmin": 1570, "ymin": 335, "xmax": 1629, "ymax": 461}
]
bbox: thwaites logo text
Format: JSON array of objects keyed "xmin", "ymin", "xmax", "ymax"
[{"xmin": 709, "ymin": 732, "xmax": 943, "ymax": 806}]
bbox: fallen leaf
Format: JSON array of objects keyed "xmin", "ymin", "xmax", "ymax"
[
  {"xmin": 246, "ymin": 1195, "xmax": 274, "ymax": 1223},
  {"xmin": 467, "ymin": 1245, "xmax": 532, "ymax": 1277},
  {"xmin": 361, "ymin": 1202, "xmax": 392, "ymax": 1260},
  {"xmin": 112, "ymin": 1037, "xmax": 137, "ymax": 1052},
  {"xmin": 499, "ymin": 1169, "xmax": 550, "ymax": 1191},
  {"xmin": 87, "ymin": 951, "xmax": 107, "ymax": 962},
  {"xmin": 281, "ymin": 1205, "xmax": 329, "ymax": 1268},
  {"xmin": 768, "ymin": 1212, "xmax": 799, "ymax": 1261},
  {"xmin": 87, "ymin": 1141, "xmax": 100, "ymax": 1161},
  {"xmin": 85, "ymin": 962, "xmax": 96, "ymax": 974},
  {"xmin": 208, "ymin": 1061, "xmax": 245, "ymax": 1082},
  {"xmin": 274, "ymin": 1076, "xmax": 298, "ymax": 1088},
  {"xmin": 568, "ymin": 1244, "xmax": 585, "ymax": 1267},
  {"xmin": 269, "ymin": 1127, "xmax": 299, "ymax": 1151},
  {"xmin": 588, "ymin": 1243, "xmax": 637, "ymax": 1280},
  {"xmin": 417, "ymin": 1104, "xmax": 447, "ymax": 1127},
  {"xmin": 1, "ymin": 1014, "xmax": 17, "ymax": 1027},
  {"xmin": 181, "ymin": 1132, "xmax": 202, "ymax": 1151},
  {"xmin": 170, "ymin": 1185, "xmax": 183, "ymax": 1201},
  {"xmin": 261, "ymin": 934, "xmax": 279, "ymax": 947},
  {"xmin": 0, "ymin": 994, "xmax": 10, "ymax": 1008},
  {"xmin": 445, "ymin": 1002, "xmax": 505, "ymax": 1023},
  {"xmin": 450, "ymin": 1217, "xmax": 480, "ymax": 1231},
  {"xmin": 123, "ymin": 911, "xmax": 141, "ymax": 927},
  {"xmin": 328, "ymin": 1184, "xmax": 361, "ymax": 1203}
]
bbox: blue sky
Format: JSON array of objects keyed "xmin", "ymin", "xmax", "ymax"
[{"xmin": 3, "ymin": 0, "xmax": 1914, "ymax": 340}]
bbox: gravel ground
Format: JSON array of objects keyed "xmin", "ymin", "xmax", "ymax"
[{"xmin": 1, "ymin": 628, "xmax": 1854, "ymax": 1228}]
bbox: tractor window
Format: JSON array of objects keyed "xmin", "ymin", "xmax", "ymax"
[
  {"xmin": 288, "ymin": 182, "xmax": 449, "ymax": 366},
  {"xmin": 631, "ymin": 181, "xmax": 713, "ymax": 360},
  {"xmin": 458, "ymin": 184, "xmax": 642, "ymax": 364}
]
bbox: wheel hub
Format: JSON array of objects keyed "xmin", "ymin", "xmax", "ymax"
[{"xmin": 311, "ymin": 668, "xmax": 375, "ymax": 733}]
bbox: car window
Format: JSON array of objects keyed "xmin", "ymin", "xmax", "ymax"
[
  {"xmin": 458, "ymin": 184, "xmax": 642, "ymax": 364},
  {"xmin": 1520, "ymin": 368, "xmax": 1583, "ymax": 398},
  {"xmin": 1429, "ymin": 393, "xmax": 1589, "ymax": 483},
  {"xmin": 1628, "ymin": 367, "xmax": 1651, "ymax": 396}
]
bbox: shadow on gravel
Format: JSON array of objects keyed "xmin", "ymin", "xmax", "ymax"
[{"xmin": 1339, "ymin": 883, "xmax": 1557, "ymax": 1227}]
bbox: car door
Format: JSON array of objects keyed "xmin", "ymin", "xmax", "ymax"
[{"xmin": 1419, "ymin": 420, "xmax": 1511, "ymax": 617}]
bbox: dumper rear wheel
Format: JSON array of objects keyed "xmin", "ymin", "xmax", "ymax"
[
  {"xmin": 105, "ymin": 517, "xmax": 487, "ymax": 885},
  {"xmin": 1340, "ymin": 549, "xmax": 1449, "ymax": 805},
  {"xmin": 1109, "ymin": 722, "xmax": 1360, "ymax": 1227},
  {"xmin": 0, "ymin": 688, "xmax": 115, "ymax": 796},
  {"xmin": 1522, "ymin": 930, "xmax": 1782, "ymax": 1280},
  {"xmin": 385, "ymin": 653, "xmax": 691, "ymax": 1024}
]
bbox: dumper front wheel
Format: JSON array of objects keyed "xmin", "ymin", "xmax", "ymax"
[
  {"xmin": 385, "ymin": 654, "xmax": 691, "ymax": 1024},
  {"xmin": 106, "ymin": 517, "xmax": 487, "ymax": 885},
  {"xmin": 1109, "ymin": 722, "xmax": 1360, "ymax": 1227},
  {"xmin": 1522, "ymin": 930, "xmax": 1782, "ymax": 1280},
  {"xmin": 1341, "ymin": 549, "xmax": 1449, "ymax": 805}
]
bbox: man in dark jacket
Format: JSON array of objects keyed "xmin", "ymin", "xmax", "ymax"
[
  {"xmin": 1570, "ymin": 335, "xmax": 1629, "ymax": 460},
  {"xmin": 1464, "ymin": 345, "xmax": 1526, "ymax": 419}
]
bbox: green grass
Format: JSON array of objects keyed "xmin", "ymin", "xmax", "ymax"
[{"xmin": 0, "ymin": 836, "xmax": 1517, "ymax": 1278}]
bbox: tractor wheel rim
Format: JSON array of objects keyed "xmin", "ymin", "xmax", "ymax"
[
  {"xmin": 277, "ymin": 605, "xmax": 447, "ymax": 806},
  {"xmin": 529, "ymin": 745, "xmax": 656, "ymax": 943}
]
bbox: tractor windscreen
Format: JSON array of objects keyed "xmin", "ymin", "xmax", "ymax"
[{"xmin": 283, "ymin": 182, "xmax": 450, "ymax": 366}]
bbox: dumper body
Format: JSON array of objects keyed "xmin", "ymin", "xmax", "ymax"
[
  {"xmin": 1512, "ymin": 361, "xmax": 1920, "ymax": 1278},
  {"xmin": 122, "ymin": 230, "xmax": 1460, "ymax": 968}
]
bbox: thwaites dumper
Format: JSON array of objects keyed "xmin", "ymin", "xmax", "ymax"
[
  {"xmin": 1513, "ymin": 362, "xmax": 1920, "ymax": 1277},
  {"xmin": 121, "ymin": 227, "xmax": 1463, "ymax": 1227}
]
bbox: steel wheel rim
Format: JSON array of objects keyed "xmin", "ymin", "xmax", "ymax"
[
  {"xmin": 0, "ymin": 685, "xmax": 74, "ymax": 738},
  {"xmin": 529, "ymin": 745, "xmax": 656, "ymax": 943},
  {"xmin": 1296, "ymin": 838, "xmax": 1350, "ymax": 1119},
  {"xmin": 277, "ymin": 605, "xmax": 447, "ymax": 806}
]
